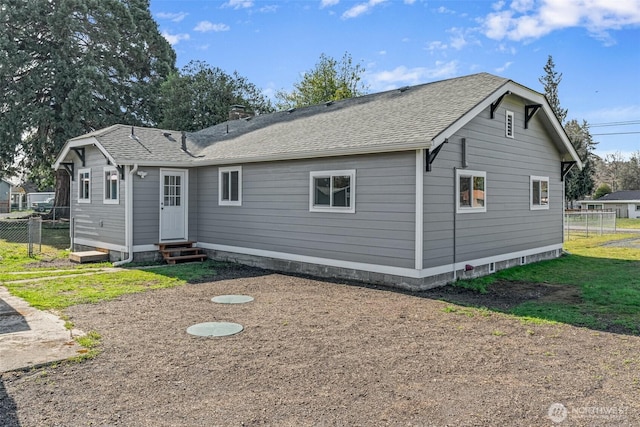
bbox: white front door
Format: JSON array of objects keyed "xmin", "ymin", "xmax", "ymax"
[{"xmin": 159, "ymin": 169, "xmax": 188, "ymax": 241}]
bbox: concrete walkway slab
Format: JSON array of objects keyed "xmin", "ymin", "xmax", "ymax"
[{"xmin": 0, "ymin": 286, "xmax": 85, "ymax": 373}]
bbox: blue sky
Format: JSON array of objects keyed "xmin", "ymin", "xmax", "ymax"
[{"xmin": 150, "ymin": 0, "xmax": 640, "ymax": 159}]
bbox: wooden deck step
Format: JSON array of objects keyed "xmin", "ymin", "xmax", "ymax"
[
  {"xmin": 70, "ymin": 251, "xmax": 109, "ymax": 264},
  {"xmin": 164, "ymin": 253, "xmax": 207, "ymax": 265},
  {"xmin": 157, "ymin": 241, "xmax": 207, "ymax": 264}
]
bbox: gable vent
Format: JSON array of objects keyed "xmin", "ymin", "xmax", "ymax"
[{"xmin": 506, "ymin": 110, "xmax": 514, "ymax": 138}]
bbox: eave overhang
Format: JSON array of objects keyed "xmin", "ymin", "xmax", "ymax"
[
  {"xmin": 53, "ymin": 137, "xmax": 118, "ymax": 170},
  {"xmin": 430, "ymin": 80, "xmax": 583, "ymax": 170}
]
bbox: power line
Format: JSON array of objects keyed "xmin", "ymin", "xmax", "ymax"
[
  {"xmin": 591, "ymin": 131, "xmax": 640, "ymax": 136},
  {"xmin": 590, "ymin": 120, "xmax": 640, "ymax": 127}
]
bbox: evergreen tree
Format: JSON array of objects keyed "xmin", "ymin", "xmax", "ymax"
[
  {"xmin": 158, "ymin": 60, "xmax": 273, "ymax": 132},
  {"xmin": 0, "ymin": 0, "xmax": 175, "ymax": 200},
  {"xmin": 539, "ymin": 56, "xmax": 595, "ymax": 205},
  {"xmin": 564, "ymin": 119, "xmax": 596, "ymax": 204},
  {"xmin": 276, "ymin": 52, "xmax": 367, "ymax": 109},
  {"xmin": 539, "ymin": 55, "xmax": 567, "ymax": 124}
]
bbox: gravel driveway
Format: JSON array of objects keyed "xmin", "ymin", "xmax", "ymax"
[{"xmin": 1, "ymin": 268, "xmax": 638, "ymax": 426}]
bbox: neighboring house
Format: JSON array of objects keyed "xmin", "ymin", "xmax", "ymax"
[
  {"xmin": 580, "ymin": 191, "xmax": 640, "ymax": 219},
  {"xmin": 10, "ymin": 186, "xmax": 26, "ymax": 211},
  {"xmin": 53, "ymin": 73, "xmax": 582, "ymax": 289},
  {"xmin": 0, "ymin": 178, "xmax": 11, "ymax": 213}
]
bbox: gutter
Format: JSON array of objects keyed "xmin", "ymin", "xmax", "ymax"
[{"xmin": 113, "ymin": 164, "xmax": 138, "ymax": 266}]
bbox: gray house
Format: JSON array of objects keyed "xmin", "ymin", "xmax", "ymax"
[
  {"xmin": 580, "ymin": 191, "xmax": 640, "ymax": 219},
  {"xmin": 53, "ymin": 73, "xmax": 582, "ymax": 289},
  {"xmin": 0, "ymin": 178, "xmax": 11, "ymax": 213}
]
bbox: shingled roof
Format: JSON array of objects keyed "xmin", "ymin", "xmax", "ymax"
[
  {"xmin": 55, "ymin": 72, "xmax": 582, "ymax": 168},
  {"xmin": 596, "ymin": 191, "xmax": 640, "ymax": 201},
  {"xmin": 188, "ymin": 73, "xmax": 511, "ymax": 163},
  {"xmin": 55, "ymin": 125, "xmax": 200, "ymax": 168}
]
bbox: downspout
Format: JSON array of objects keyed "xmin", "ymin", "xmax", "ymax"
[
  {"xmin": 452, "ymin": 167, "xmax": 458, "ymax": 281},
  {"xmin": 114, "ymin": 164, "xmax": 138, "ymax": 266}
]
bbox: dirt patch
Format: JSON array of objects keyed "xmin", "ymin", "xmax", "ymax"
[
  {"xmin": 1, "ymin": 269, "xmax": 638, "ymax": 426},
  {"xmin": 419, "ymin": 280, "xmax": 582, "ymax": 311},
  {"xmin": 23, "ymin": 257, "xmax": 77, "ymax": 270},
  {"xmin": 601, "ymin": 237, "xmax": 640, "ymax": 249}
]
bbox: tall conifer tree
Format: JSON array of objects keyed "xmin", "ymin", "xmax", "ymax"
[{"xmin": 0, "ymin": 0, "xmax": 175, "ymax": 203}]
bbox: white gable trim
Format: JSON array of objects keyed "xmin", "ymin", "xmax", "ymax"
[
  {"xmin": 53, "ymin": 137, "xmax": 118, "ymax": 170},
  {"xmin": 431, "ymin": 81, "xmax": 583, "ymax": 169}
]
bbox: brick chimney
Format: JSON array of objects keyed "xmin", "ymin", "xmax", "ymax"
[{"xmin": 229, "ymin": 105, "xmax": 252, "ymax": 120}]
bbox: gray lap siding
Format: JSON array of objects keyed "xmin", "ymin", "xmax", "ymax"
[
  {"xmin": 423, "ymin": 97, "xmax": 563, "ymax": 268},
  {"xmin": 69, "ymin": 145, "xmax": 125, "ymax": 248},
  {"xmin": 197, "ymin": 152, "xmax": 416, "ymax": 269},
  {"xmin": 132, "ymin": 168, "xmax": 160, "ymax": 246},
  {"xmin": 131, "ymin": 168, "xmax": 199, "ymax": 246}
]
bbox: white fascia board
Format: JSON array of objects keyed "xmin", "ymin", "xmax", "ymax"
[
  {"xmin": 431, "ymin": 81, "xmax": 583, "ymax": 169},
  {"xmin": 53, "ymin": 137, "xmax": 118, "ymax": 169},
  {"xmin": 116, "ymin": 141, "xmax": 432, "ymax": 168},
  {"xmin": 583, "ymin": 199, "xmax": 640, "ymax": 204}
]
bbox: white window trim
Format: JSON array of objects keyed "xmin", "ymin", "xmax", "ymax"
[
  {"xmin": 456, "ymin": 169, "xmax": 487, "ymax": 214},
  {"xmin": 506, "ymin": 110, "xmax": 515, "ymax": 138},
  {"xmin": 309, "ymin": 169, "xmax": 356, "ymax": 214},
  {"xmin": 218, "ymin": 166, "xmax": 242, "ymax": 206},
  {"xmin": 103, "ymin": 166, "xmax": 119, "ymax": 205},
  {"xmin": 78, "ymin": 168, "xmax": 91, "ymax": 204},
  {"xmin": 530, "ymin": 175, "xmax": 550, "ymax": 210}
]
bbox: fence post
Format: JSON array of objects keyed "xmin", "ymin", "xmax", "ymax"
[
  {"xmin": 70, "ymin": 216, "xmax": 75, "ymax": 251},
  {"xmin": 28, "ymin": 217, "xmax": 33, "ymax": 257}
]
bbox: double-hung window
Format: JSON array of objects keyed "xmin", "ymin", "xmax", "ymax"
[
  {"xmin": 78, "ymin": 168, "xmax": 91, "ymax": 203},
  {"xmin": 103, "ymin": 167, "xmax": 119, "ymax": 204},
  {"xmin": 219, "ymin": 166, "xmax": 242, "ymax": 206},
  {"xmin": 456, "ymin": 170, "xmax": 486, "ymax": 213},
  {"xmin": 530, "ymin": 176, "xmax": 549, "ymax": 210},
  {"xmin": 310, "ymin": 170, "xmax": 355, "ymax": 213}
]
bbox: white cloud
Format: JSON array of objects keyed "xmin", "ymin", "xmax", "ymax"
[
  {"xmin": 448, "ymin": 27, "xmax": 468, "ymax": 50},
  {"xmin": 378, "ymin": 50, "xmax": 387, "ymax": 55},
  {"xmin": 161, "ymin": 32, "xmax": 190, "ymax": 46},
  {"xmin": 404, "ymin": 0, "xmax": 416, "ymax": 4},
  {"xmin": 367, "ymin": 61, "xmax": 459, "ymax": 90},
  {"xmin": 495, "ymin": 61, "xmax": 513, "ymax": 73},
  {"xmin": 156, "ymin": 12, "xmax": 188, "ymax": 23},
  {"xmin": 223, "ymin": 0, "xmax": 254, "ymax": 9},
  {"xmin": 436, "ymin": 6, "xmax": 455, "ymax": 14},
  {"xmin": 259, "ymin": 5, "xmax": 279, "ymax": 13},
  {"xmin": 492, "ymin": 1, "xmax": 506, "ymax": 12},
  {"xmin": 580, "ymin": 105, "xmax": 640, "ymax": 123},
  {"xmin": 482, "ymin": 0, "xmax": 640, "ymax": 43},
  {"xmin": 320, "ymin": 0, "xmax": 340, "ymax": 8},
  {"xmin": 342, "ymin": 0, "xmax": 387, "ymax": 19},
  {"xmin": 425, "ymin": 40, "xmax": 447, "ymax": 51},
  {"xmin": 194, "ymin": 21, "xmax": 230, "ymax": 32}
]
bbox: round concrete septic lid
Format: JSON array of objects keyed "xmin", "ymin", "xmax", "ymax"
[
  {"xmin": 211, "ymin": 295, "xmax": 254, "ymax": 304},
  {"xmin": 186, "ymin": 322, "xmax": 243, "ymax": 337}
]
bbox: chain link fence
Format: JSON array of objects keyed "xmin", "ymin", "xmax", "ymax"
[
  {"xmin": 564, "ymin": 211, "xmax": 617, "ymax": 239},
  {"xmin": 0, "ymin": 217, "xmax": 42, "ymax": 256},
  {"xmin": 0, "ymin": 208, "xmax": 70, "ymax": 256}
]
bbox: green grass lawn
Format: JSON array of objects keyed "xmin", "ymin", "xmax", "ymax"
[
  {"xmin": 456, "ymin": 233, "xmax": 640, "ymax": 334},
  {"xmin": 2, "ymin": 229, "xmax": 639, "ymax": 335},
  {"xmin": 617, "ymin": 218, "xmax": 640, "ymax": 229}
]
